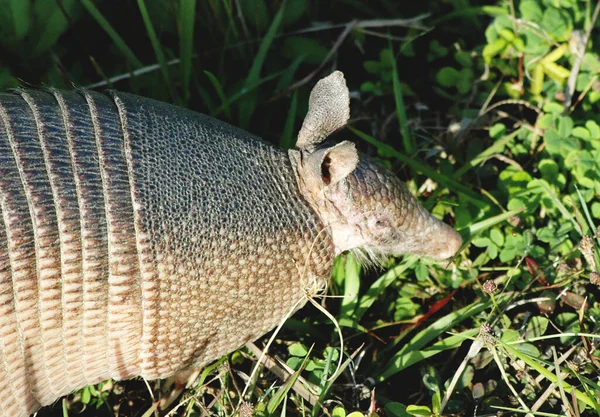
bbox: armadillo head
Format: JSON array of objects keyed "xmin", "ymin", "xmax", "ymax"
[{"xmin": 289, "ymin": 71, "xmax": 462, "ymax": 264}]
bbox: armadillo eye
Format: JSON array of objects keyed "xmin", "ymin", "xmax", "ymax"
[{"xmin": 374, "ymin": 219, "xmax": 389, "ymax": 229}]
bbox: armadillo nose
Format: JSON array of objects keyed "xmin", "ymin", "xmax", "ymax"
[{"xmin": 432, "ymin": 223, "xmax": 463, "ymax": 260}]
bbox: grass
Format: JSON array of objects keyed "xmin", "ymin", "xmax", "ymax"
[{"xmin": 1, "ymin": 0, "xmax": 599, "ymax": 416}]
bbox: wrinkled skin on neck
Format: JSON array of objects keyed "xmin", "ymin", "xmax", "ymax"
[{"xmin": 291, "ymin": 150, "xmax": 462, "ymax": 265}]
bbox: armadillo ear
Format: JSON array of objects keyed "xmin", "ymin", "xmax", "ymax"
[
  {"xmin": 296, "ymin": 71, "xmax": 350, "ymax": 150},
  {"xmin": 320, "ymin": 141, "xmax": 358, "ymax": 185}
]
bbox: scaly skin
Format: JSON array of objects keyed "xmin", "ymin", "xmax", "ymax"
[{"xmin": 0, "ymin": 90, "xmax": 333, "ymax": 417}]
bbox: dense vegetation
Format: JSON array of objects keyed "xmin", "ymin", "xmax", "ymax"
[{"xmin": 1, "ymin": 0, "xmax": 600, "ymax": 415}]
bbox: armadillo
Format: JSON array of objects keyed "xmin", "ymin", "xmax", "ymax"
[{"xmin": 0, "ymin": 71, "xmax": 461, "ymax": 417}]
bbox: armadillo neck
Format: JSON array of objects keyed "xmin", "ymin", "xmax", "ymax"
[{"xmin": 0, "ymin": 90, "xmax": 334, "ymax": 417}]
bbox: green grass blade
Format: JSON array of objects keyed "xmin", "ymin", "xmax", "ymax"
[
  {"xmin": 491, "ymin": 406, "xmax": 572, "ymax": 417},
  {"xmin": 137, "ymin": 0, "xmax": 171, "ymax": 90},
  {"xmin": 220, "ymin": 0, "xmax": 240, "ymax": 40},
  {"xmin": 338, "ymin": 253, "xmax": 361, "ymax": 322},
  {"xmin": 501, "ymin": 343, "xmax": 596, "ymax": 408},
  {"xmin": 245, "ymin": 2, "xmax": 284, "ymax": 86},
  {"xmin": 214, "ymin": 69, "xmax": 288, "ymax": 117},
  {"xmin": 204, "ymin": 71, "xmax": 231, "ymax": 119},
  {"xmin": 376, "ymin": 302, "xmax": 491, "ymax": 381},
  {"xmin": 348, "ymin": 126, "xmax": 489, "ymax": 209},
  {"xmin": 140, "ymin": 402, "xmax": 159, "ymax": 417},
  {"xmin": 61, "ymin": 398, "xmax": 69, "ymax": 417},
  {"xmin": 311, "ymin": 346, "xmax": 363, "ymax": 417},
  {"xmin": 390, "ymin": 45, "xmax": 415, "ymax": 154},
  {"xmin": 463, "ymin": 208, "xmax": 524, "ymax": 238},
  {"xmin": 280, "ymin": 91, "xmax": 298, "ymax": 148},
  {"xmin": 378, "ymin": 329, "xmax": 480, "ymax": 382},
  {"xmin": 179, "ymin": 0, "xmax": 197, "ymax": 102},
  {"xmin": 575, "ymin": 185, "xmax": 597, "ymax": 234},
  {"xmin": 453, "ymin": 128, "xmax": 522, "ymax": 179},
  {"xmin": 538, "ymin": 181, "xmax": 582, "ymax": 236},
  {"xmin": 266, "ymin": 346, "xmax": 312, "ymax": 414},
  {"xmin": 239, "ymin": 0, "xmax": 286, "ymax": 128},
  {"xmin": 353, "ymin": 257, "xmax": 418, "ymax": 322},
  {"xmin": 80, "ymin": 0, "xmax": 143, "ymax": 68}
]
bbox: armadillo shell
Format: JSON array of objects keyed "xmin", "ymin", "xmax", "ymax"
[{"xmin": 0, "ymin": 90, "xmax": 334, "ymax": 417}]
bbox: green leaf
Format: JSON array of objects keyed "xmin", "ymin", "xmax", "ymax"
[
  {"xmin": 530, "ymin": 63, "xmax": 544, "ymax": 95},
  {"xmin": 454, "ymin": 50, "xmax": 471, "ymax": 67},
  {"xmin": 544, "ymin": 127, "xmax": 578, "ymax": 157},
  {"xmin": 436, "ymin": 66, "xmax": 460, "ymax": 87},
  {"xmin": 498, "ymin": 28, "xmax": 514, "ymax": 42},
  {"xmin": 10, "ymin": 0, "xmax": 30, "ymax": 40},
  {"xmin": 483, "ymin": 39, "xmax": 507, "ymax": 62},
  {"xmin": 499, "ymin": 233, "xmax": 527, "ymax": 262},
  {"xmin": 482, "ymin": 5, "xmax": 509, "ymax": 16},
  {"xmin": 488, "ymin": 243, "xmax": 498, "ymax": 259},
  {"xmin": 364, "ymin": 60, "xmax": 381, "ymax": 74},
  {"xmin": 394, "ymin": 298, "xmax": 420, "ymax": 321},
  {"xmin": 515, "ymin": 342, "xmax": 541, "ymax": 358},
  {"xmin": 456, "ymin": 68, "xmax": 474, "ymax": 94},
  {"xmin": 586, "ymin": 120, "xmax": 600, "ymax": 139},
  {"xmin": 406, "ymin": 405, "xmax": 431, "ymax": 416},
  {"xmin": 543, "ymin": 102, "xmax": 564, "ymax": 114},
  {"xmin": 592, "ymin": 202, "xmax": 600, "ymax": 219},
  {"xmin": 81, "ymin": 387, "xmax": 91, "ymax": 404},
  {"xmin": 489, "ymin": 228, "xmax": 504, "ymax": 247},
  {"xmin": 332, "ymin": 407, "xmax": 347, "ymax": 417},
  {"xmin": 31, "ymin": 0, "xmax": 78, "ymax": 56},
  {"xmin": 415, "ymin": 261, "xmax": 428, "ymax": 282},
  {"xmin": 489, "ymin": 123, "xmax": 506, "ymax": 139},
  {"xmin": 565, "ymin": 150, "xmax": 595, "ymax": 178},
  {"xmin": 543, "ymin": 62, "xmax": 570, "ymax": 83},
  {"xmin": 282, "ymin": 0, "xmax": 306, "ymax": 26},
  {"xmin": 525, "ymin": 316, "xmax": 549, "ymax": 339},
  {"xmin": 472, "ymin": 237, "xmax": 491, "ymax": 247},
  {"xmin": 288, "ymin": 343, "xmax": 308, "ymax": 357},
  {"xmin": 541, "ymin": 7, "xmax": 571, "ymax": 42},
  {"xmin": 520, "ymin": 0, "xmax": 543, "ymax": 21},
  {"xmin": 385, "ymin": 403, "xmax": 410, "ymax": 417},
  {"xmin": 538, "ymin": 159, "xmax": 559, "ymax": 182}
]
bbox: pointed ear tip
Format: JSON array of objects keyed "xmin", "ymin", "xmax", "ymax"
[
  {"xmin": 338, "ymin": 140, "xmax": 358, "ymax": 152},
  {"xmin": 319, "ymin": 71, "xmax": 346, "ymax": 87}
]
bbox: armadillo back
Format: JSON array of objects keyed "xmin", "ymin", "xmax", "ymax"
[{"xmin": 0, "ymin": 90, "xmax": 334, "ymax": 417}]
